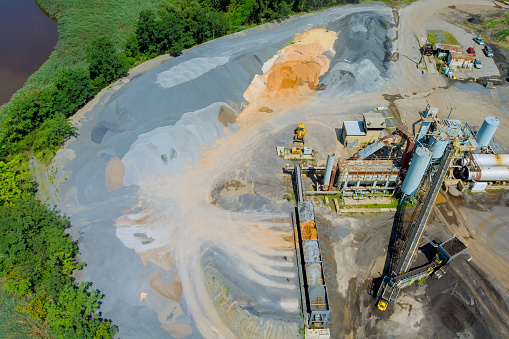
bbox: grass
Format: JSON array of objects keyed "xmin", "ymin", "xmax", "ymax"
[
  {"xmin": 6, "ymin": 0, "xmax": 163, "ymax": 101},
  {"xmin": 427, "ymin": 30, "xmax": 460, "ymax": 45},
  {"xmin": 284, "ymin": 192, "xmax": 295, "ymax": 201}
]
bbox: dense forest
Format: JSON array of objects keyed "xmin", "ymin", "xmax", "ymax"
[{"xmin": 0, "ymin": 0, "xmax": 364, "ymax": 337}]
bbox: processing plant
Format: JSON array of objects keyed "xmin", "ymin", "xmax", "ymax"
[{"xmin": 288, "ymin": 105, "xmax": 506, "ymax": 326}]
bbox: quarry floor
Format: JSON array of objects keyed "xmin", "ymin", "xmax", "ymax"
[{"xmin": 45, "ymin": 0, "xmax": 509, "ymax": 338}]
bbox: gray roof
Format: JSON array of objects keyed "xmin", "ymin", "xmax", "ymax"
[
  {"xmin": 363, "ymin": 112, "xmax": 386, "ymax": 129},
  {"xmin": 343, "ymin": 121, "xmax": 365, "ymax": 136}
]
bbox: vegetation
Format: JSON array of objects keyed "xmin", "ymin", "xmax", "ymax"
[
  {"xmin": 284, "ymin": 192, "xmax": 296, "ymax": 201},
  {"xmin": 427, "ymin": 30, "xmax": 460, "ymax": 45},
  {"xmin": 0, "ymin": 198, "xmax": 117, "ymax": 338},
  {"xmin": 481, "ymin": 13, "xmax": 509, "ymax": 42}
]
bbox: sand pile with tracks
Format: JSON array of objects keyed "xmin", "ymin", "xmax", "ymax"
[{"xmin": 244, "ymin": 28, "xmax": 337, "ymax": 101}]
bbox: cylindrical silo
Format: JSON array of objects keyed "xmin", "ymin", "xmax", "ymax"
[
  {"xmin": 428, "ymin": 132, "xmax": 449, "ymax": 160},
  {"xmin": 470, "ymin": 154, "xmax": 509, "ymax": 167},
  {"xmin": 323, "ymin": 153, "xmax": 335, "ymax": 186},
  {"xmin": 401, "ymin": 146, "xmax": 432, "ymax": 195},
  {"xmin": 476, "ymin": 117, "xmax": 500, "ymax": 149},
  {"xmin": 463, "ymin": 166, "xmax": 509, "ymax": 181}
]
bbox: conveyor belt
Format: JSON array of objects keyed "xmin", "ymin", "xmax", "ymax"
[
  {"xmin": 395, "ymin": 146, "xmax": 454, "ymax": 275},
  {"xmin": 393, "ymin": 262, "xmax": 436, "ymax": 283}
]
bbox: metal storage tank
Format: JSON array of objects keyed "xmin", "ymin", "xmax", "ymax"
[
  {"xmin": 401, "ymin": 146, "xmax": 432, "ymax": 195},
  {"xmin": 463, "ymin": 166, "xmax": 509, "ymax": 181},
  {"xmin": 428, "ymin": 132, "xmax": 449, "ymax": 159},
  {"xmin": 476, "ymin": 117, "xmax": 500, "ymax": 149},
  {"xmin": 323, "ymin": 153, "xmax": 335, "ymax": 186},
  {"xmin": 470, "ymin": 154, "xmax": 509, "ymax": 167}
]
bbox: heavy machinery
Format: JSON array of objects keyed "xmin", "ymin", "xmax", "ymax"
[
  {"xmin": 377, "ymin": 141, "xmax": 469, "ymax": 310},
  {"xmin": 294, "ymin": 123, "xmax": 306, "ymax": 145}
]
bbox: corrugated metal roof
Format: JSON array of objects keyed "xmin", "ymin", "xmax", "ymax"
[
  {"xmin": 343, "ymin": 121, "xmax": 365, "ymax": 136},
  {"xmin": 363, "ymin": 112, "xmax": 386, "ymax": 129},
  {"xmin": 436, "ymin": 43, "xmax": 462, "ymax": 53},
  {"xmin": 449, "ymin": 51, "xmax": 475, "ymax": 60}
]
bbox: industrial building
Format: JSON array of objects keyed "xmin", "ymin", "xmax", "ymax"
[{"xmin": 341, "ymin": 112, "xmax": 386, "ymax": 147}]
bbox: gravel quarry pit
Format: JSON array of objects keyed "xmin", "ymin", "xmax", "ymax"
[{"xmin": 48, "ymin": 0, "xmax": 509, "ymax": 338}]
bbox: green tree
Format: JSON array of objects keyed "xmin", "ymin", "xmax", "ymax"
[
  {"xmin": 86, "ymin": 37, "xmax": 128, "ymax": 88},
  {"xmin": 0, "ymin": 156, "xmax": 34, "ymax": 206},
  {"xmin": 0, "ymin": 197, "xmax": 117, "ymax": 338},
  {"xmin": 125, "ymin": 33, "xmax": 140, "ymax": 62},
  {"xmin": 135, "ymin": 9, "xmax": 184, "ymax": 55},
  {"xmin": 46, "ymin": 283, "xmax": 117, "ymax": 338},
  {"xmin": 33, "ymin": 113, "xmax": 75, "ymax": 156},
  {"xmin": 54, "ymin": 68, "xmax": 95, "ymax": 116}
]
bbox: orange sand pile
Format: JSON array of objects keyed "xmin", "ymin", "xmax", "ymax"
[
  {"xmin": 244, "ymin": 28, "xmax": 337, "ymax": 101},
  {"xmin": 301, "ymin": 220, "xmax": 318, "ymax": 240},
  {"xmin": 105, "ymin": 157, "xmax": 125, "ymax": 190}
]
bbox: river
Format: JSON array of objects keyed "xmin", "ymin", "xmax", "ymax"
[{"xmin": 0, "ymin": 0, "xmax": 58, "ymax": 106}]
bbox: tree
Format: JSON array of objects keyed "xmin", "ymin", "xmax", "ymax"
[
  {"xmin": 86, "ymin": 37, "xmax": 128, "ymax": 88},
  {"xmin": 53, "ymin": 68, "xmax": 94, "ymax": 116},
  {"xmin": 0, "ymin": 197, "xmax": 118, "ymax": 338},
  {"xmin": 135, "ymin": 9, "xmax": 185, "ymax": 55},
  {"xmin": 0, "ymin": 156, "xmax": 34, "ymax": 206},
  {"xmin": 33, "ymin": 113, "xmax": 75, "ymax": 156}
]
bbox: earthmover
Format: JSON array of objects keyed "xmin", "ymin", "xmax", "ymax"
[{"xmin": 294, "ymin": 123, "xmax": 305, "ymax": 145}]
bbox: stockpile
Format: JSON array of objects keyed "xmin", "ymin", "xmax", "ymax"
[{"xmin": 243, "ymin": 28, "xmax": 337, "ymax": 102}]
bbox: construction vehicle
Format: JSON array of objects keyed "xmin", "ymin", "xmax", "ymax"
[
  {"xmin": 294, "ymin": 123, "xmax": 306, "ymax": 145},
  {"xmin": 423, "ymin": 43, "xmax": 434, "ymax": 56}
]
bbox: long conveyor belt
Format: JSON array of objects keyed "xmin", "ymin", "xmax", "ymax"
[{"xmin": 394, "ymin": 146, "xmax": 455, "ymax": 275}]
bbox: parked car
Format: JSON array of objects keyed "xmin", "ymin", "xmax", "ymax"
[
  {"xmin": 474, "ymin": 58, "xmax": 482, "ymax": 69},
  {"xmin": 484, "ymin": 45, "xmax": 494, "ymax": 57},
  {"xmin": 473, "ymin": 37, "xmax": 484, "ymax": 45},
  {"xmin": 467, "ymin": 47, "xmax": 476, "ymax": 57}
]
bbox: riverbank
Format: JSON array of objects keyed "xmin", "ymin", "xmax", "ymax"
[{"xmin": 0, "ymin": 0, "xmax": 58, "ymax": 105}]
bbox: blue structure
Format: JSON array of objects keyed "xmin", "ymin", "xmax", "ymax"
[
  {"xmin": 476, "ymin": 116, "xmax": 500, "ymax": 150},
  {"xmin": 429, "ymin": 132, "xmax": 449, "ymax": 160},
  {"xmin": 401, "ymin": 146, "xmax": 432, "ymax": 196}
]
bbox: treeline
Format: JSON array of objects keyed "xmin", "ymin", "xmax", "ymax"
[
  {"xmin": 123, "ymin": 0, "xmax": 360, "ymax": 61},
  {"xmin": 0, "ymin": 0, "xmax": 361, "ymax": 336}
]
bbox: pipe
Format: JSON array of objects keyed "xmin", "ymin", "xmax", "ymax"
[
  {"xmin": 463, "ymin": 166, "xmax": 509, "ymax": 181},
  {"xmin": 469, "ymin": 154, "xmax": 509, "ymax": 167},
  {"xmin": 323, "ymin": 153, "xmax": 335, "ymax": 186}
]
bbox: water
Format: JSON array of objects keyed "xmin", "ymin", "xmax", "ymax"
[{"xmin": 0, "ymin": 0, "xmax": 58, "ymax": 105}]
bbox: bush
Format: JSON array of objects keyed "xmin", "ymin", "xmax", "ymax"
[
  {"xmin": 86, "ymin": 37, "xmax": 129, "ymax": 89},
  {"xmin": 0, "ymin": 197, "xmax": 117, "ymax": 338}
]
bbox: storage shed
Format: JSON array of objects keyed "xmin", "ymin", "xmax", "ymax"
[
  {"xmin": 447, "ymin": 51, "xmax": 475, "ymax": 68},
  {"xmin": 341, "ymin": 112, "xmax": 386, "ymax": 148},
  {"xmin": 435, "ymin": 43, "xmax": 462, "ymax": 58}
]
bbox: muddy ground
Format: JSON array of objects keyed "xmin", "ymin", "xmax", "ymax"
[{"xmin": 309, "ymin": 188, "xmax": 509, "ymax": 338}]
